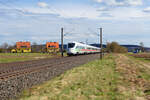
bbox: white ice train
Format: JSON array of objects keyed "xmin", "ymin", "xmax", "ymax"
[{"xmin": 67, "ymin": 41, "xmax": 101, "ymax": 56}]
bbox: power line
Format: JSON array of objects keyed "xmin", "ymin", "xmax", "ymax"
[
  {"xmin": 0, "ymin": 0, "xmax": 47, "ymax": 23},
  {"xmin": 88, "ymin": 28, "xmax": 99, "ymax": 36}
]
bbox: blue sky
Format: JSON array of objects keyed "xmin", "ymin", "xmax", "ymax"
[{"xmin": 0, "ymin": 0, "xmax": 150, "ymax": 46}]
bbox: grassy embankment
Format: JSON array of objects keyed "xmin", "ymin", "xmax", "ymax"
[
  {"xmin": 127, "ymin": 53, "xmax": 150, "ymax": 81},
  {"xmin": 115, "ymin": 53, "xmax": 150, "ymax": 99},
  {"xmin": 128, "ymin": 53, "xmax": 150, "ymax": 62},
  {"xmin": 20, "ymin": 55, "xmax": 123, "ymax": 100},
  {"xmin": 18, "ymin": 53, "xmax": 150, "ymax": 100},
  {"xmin": 0, "ymin": 53, "xmax": 56, "ymax": 63}
]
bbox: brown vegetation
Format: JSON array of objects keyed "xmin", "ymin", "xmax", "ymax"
[
  {"xmin": 130, "ymin": 53, "xmax": 150, "ymax": 59},
  {"xmin": 115, "ymin": 54, "xmax": 150, "ymax": 99},
  {"xmin": 106, "ymin": 42, "xmax": 128, "ymax": 53}
]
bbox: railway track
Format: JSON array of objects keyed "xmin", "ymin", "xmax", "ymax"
[
  {"xmin": 0, "ymin": 55, "xmax": 96, "ymax": 81},
  {"xmin": 0, "ymin": 60, "xmax": 70, "ymax": 80},
  {"xmin": 0, "ymin": 54, "xmax": 100, "ymax": 100},
  {"xmin": 0, "ymin": 56, "xmax": 62, "ymax": 71},
  {"xmin": 0, "ymin": 56, "xmax": 66, "ymax": 72}
]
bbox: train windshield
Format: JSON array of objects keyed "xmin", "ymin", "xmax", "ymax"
[{"xmin": 68, "ymin": 43, "xmax": 75, "ymax": 48}]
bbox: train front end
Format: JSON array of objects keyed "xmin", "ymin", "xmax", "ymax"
[{"xmin": 67, "ymin": 43, "xmax": 76, "ymax": 56}]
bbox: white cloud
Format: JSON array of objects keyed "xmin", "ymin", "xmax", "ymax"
[
  {"xmin": 1, "ymin": 0, "xmax": 150, "ymax": 46},
  {"xmin": 95, "ymin": 0, "xmax": 143, "ymax": 6},
  {"xmin": 58, "ymin": 7, "xmax": 100, "ymax": 19},
  {"xmin": 143, "ymin": 7, "xmax": 150, "ymax": 12},
  {"xmin": 25, "ymin": 6, "xmax": 100, "ymax": 19},
  {"xmin": 127, "ymin": 0, "xmax": 142, "ymax": 6},
  {"xmin": 37, "ymin": 2, "xmax": 48, "ymax": 8},
  {"xmin": 95, "ymin": 0, "xmax": 103, "ymax": 3},
  {"xmin": 0, "ymin": 2, "xmax": 147, "ymax": 21},
  {"xmin": 110, "ymin": 7, "xmax": 150, "ymax": 20},
  {"xmin": 96, "ymin": 7, "xmax": 109, "ymax": 11}
]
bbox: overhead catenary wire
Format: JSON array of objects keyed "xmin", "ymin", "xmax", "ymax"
[
  {"xmin": 0, "ymin": 0, "xmax": 52, "ymax": 23},
  {"xmin": 37, "ymin": 0, "xmax": 86, "ymax": 33},
  {"xmin": 0, "ymin": 0, "xmax": 100, "ymax": 44},
  {"xmin": 0, "ymin": 1, "xmax": 25, "ymax": 15},
  {"xmin": 0, "ymin": 0, "xmax": 48, "ymax": 44}
]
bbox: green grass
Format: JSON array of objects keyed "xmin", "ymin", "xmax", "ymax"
[
  {"xmin": 127, "ymin": 54, "xmax": 150, "ymax": 81},
  {"xmin": 0, "ymin": 58, "xmax": 33, "ymax": 63},
  {"xmin": 18, "ymin": 54, "xmax": 150, "ymax": 100},
  {"xmin": 128, "ymin": 55, "xmax": 149, "ymax": 63},
  {"xmin": 0, "ymin": 53, "xmax": 55, "ymax": 63},
  {"xmin": 19, "ymin": 55, "xmax": 124, "ymax": 100},
  {"xmin": 127, "ymin": 53, "xmax": 150, "ymax": 63}
]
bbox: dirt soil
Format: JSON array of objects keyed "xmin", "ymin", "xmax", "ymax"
[{"xmin": 115, "ymin": 54, "xmax": 150, "ymax": 100}]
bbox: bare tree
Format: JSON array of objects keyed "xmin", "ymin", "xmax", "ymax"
[
  {"xmin": 1, "ymin": 42, "xmax": 9, "ymax": 49},
  {"xmin": 31, "ymin": 42, "xmax": 38, "ymax": 53},
  {"xmin": 32, "ymin": 42, "xmax": 37, "ymax": 45},
  {"xmin": 140, "ymin": 42, "xmax": 145, "ymax": 52},
  {"xmin": 0, "ymin": 43, "xmax": 10, "ymax": 53},
  {"xmin": 7, "ymin": 44, "xmax": 16, "ymax": 52}
]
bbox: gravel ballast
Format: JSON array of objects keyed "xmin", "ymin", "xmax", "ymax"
[{"xmin": 0, "ymin": 54, "xmax": 99, "ymax": 100}]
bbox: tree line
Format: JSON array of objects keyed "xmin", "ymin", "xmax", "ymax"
[
  {"xmin": 0, "ymin": 41, "xmax": 143, "ymax": 53},
  {"xmin": 0, "ymin": 43, "xmax": 16, "ymax": 53}
]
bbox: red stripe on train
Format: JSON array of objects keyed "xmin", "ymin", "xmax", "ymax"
[{"xmin": 81, "ymin": 49, "xmax": 98, "ymax": 51}]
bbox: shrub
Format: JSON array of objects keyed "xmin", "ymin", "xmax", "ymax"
[{"xmin": 106, "ymin": 42, "xmax": 128, "ymax": 53}]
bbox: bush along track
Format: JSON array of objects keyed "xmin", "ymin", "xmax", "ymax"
[{"xmin": 20, "ymin": 54, "xmax": 123, "ymax": 100}]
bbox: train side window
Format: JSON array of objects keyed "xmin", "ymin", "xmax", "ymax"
[
  {"xmin": 76, "ymin": 46, "xmax": 79, "ymax": 49},
  {"xmin": 82, "ymin": 47, "xmax": 85, "ymax": 49}
]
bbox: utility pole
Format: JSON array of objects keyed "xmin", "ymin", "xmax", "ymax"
[
  {"xmin": 100, "ymin": 28, "xmax": 103, "ymax": 60},
  {"xmin": 61, "ymin": 27, "xmax": 64, "ymax": 57}
]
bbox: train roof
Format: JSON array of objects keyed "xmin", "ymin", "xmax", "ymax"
[{"xmin": 70, "ymin": 41, "xmax": 101, "ymax": 49}]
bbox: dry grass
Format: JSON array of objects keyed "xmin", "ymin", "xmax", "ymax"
[
  {"xmin": 0, "ymin": 53, "xmax": 55, "ymax": 63},
  {"xmin": 129, "ymin": 53, "xmax": 150, "ymax": 59},
  {"xmin": 115, "ymin": 54, "xmax": 150, "ymax": 100},
  {"xmin": 19, "ymin": 54, "xmax": 150, "ymax": 100},
  {"xmin": 20, "ymin": 55, "xmax": 122, "ymax": 100}
]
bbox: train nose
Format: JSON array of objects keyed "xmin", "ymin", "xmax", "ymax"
[
  {"xmin": 67, "ymin": 48, "xmax": 74, "ymax": 53},
  {"xmin": 68, "ymin": 48, "xmax": 72, "ymax": 52}
]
